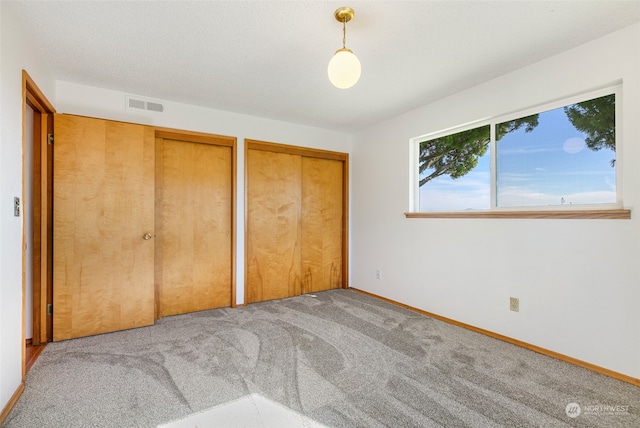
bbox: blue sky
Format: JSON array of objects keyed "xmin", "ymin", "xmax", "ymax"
[{"xmin": 420, "ymin": 103, "xmax": 616, "ymax": 211}]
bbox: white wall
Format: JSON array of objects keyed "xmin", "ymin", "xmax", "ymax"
[
  {"xmin": 351, "ymin": 23, "xmax": 640, "ymax": 379},
  {"xmin": 55, "ymin": 81, "xmax": 353, "ymax": 306},
  {"xmin": 0, "ymin": 2, "xmax": 4, "ymax": 414},
  {"xmin": 0, "ymin": 2, "xmax": 55, "ymax": 415}
]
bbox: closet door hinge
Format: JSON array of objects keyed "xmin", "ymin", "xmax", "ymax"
[
  {"xmin": 48, "ymin": 134, "xmax": 54, "ymax": 145},
  {"xmin": 47, "ymin": 304, "xmax": 53, "ymax": 315}
]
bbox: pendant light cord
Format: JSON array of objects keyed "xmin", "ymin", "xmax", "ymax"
[{"xmin": 342, "ymin": 17, "xmax": 347, "ymax": 49}]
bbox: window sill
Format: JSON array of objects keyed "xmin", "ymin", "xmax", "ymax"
[{"xmin": 404, "ymin": 209, "xmax": 631, "ymax": 220}]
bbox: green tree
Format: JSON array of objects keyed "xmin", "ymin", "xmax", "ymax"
[
  {"xmin": 419, "ymin": 125, "xmax": 490, "ymax": 186},
  {"xmin": 564, "ymin": 94, "xmax": 615, "ymax": 165},
  {"xmin": 496, "ymin": 114, "xmax": 539, "ymax": 141},
  {"xmin": 419, "ymin": 115, "xmax": 539, "ymax": 186}
]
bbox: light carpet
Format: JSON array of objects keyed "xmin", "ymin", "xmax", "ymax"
[{"xmin": 2, "ymin": 289, "xmax": 638, "ymax": 427}]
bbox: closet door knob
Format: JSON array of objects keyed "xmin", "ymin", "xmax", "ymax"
[{"xmin": 143, "ymin": 233, "xmax": 153, "ymax": 240}]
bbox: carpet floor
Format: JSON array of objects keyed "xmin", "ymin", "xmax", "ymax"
[{"xmin": 2, "ymin": 289, "xmax": 638, "ymax": 427}]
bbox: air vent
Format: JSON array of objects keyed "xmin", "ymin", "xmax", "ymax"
[
  {"xmin": 125, "ymin": 95, "xmax": 165, "ymax": 114},
  {"xmin": 146, "ymin": 102, "xmax": 164, "ymax": 113},
  {"xmin": 128, "ymin": 98, "xmax": 146, "ymax": 110}
]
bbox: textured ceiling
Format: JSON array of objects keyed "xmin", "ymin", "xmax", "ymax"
[{"xmin": 8, "ymin": 1, "xmax": 640, "ymax": 132}]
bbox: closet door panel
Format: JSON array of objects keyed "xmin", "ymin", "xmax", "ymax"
[
  {"xmin": 246, "ymin": 150, "xmax": 302, "ymax": 303},
  {"xmin": 53, "ymin": 115, "xmax": 155, "ymax": 341},
  {"xmin": 301, "ymin": 157, "xmax": 344, "ymax": 293},
  {"xmin": 156, "ymin": 138, "xmax": 232, "ymax": 317}
]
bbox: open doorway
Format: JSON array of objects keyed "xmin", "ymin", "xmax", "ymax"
[{"xmin": 22, "ymin": 70, "xmax": 55, "ymax": 374}]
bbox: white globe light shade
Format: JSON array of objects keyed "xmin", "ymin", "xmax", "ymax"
[{"xmin": 327, "ymin": 49, "xmax": 361, "ymax": 89}]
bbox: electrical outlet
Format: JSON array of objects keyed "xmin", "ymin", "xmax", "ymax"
[
  {"xmin": 375, "ymin": 270, "xmax": 382, "ymax": 280},
  {"xmin": 510, "ymin": 297, "xmax": 519, "ymax": 312}
]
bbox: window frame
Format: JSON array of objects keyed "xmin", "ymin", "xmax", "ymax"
[{"xmin": 408, "ymin": 85, "xmax": 628, "ymax": 219}]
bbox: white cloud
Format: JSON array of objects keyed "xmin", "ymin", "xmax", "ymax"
[
  {"xmin": 420, "ymin": 188, "xmax": 490, "ymax": 211},
  {"xmin": 563, "ymin": 137, "xmax": 585, "ymax": 154},
  {"xmin": 604, "ymin": 175, "xmax": 616, "ymax": 191},
  {"xmin": 497, "ymin": 145, "xmax": 559, "ymax": 155},
  {"xmin": 420, "ymin": 171, "xmax": 490, "ymax": 210},
  {"xmin": 498, "ymin": 189, "xmax": 616, "ymax": 207}
]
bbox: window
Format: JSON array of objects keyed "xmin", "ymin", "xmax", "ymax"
[
  {"xmin": 414, "ymin": 87, "xmax": 619, "ymax": 213},
  {"xmin": 418, "ymin": 125, "xmax": 491, "ymax": 211}
]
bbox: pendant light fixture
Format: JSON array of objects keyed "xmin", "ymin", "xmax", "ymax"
[{"xmin": 327, "ymin": 6, "xmax": 361, "ymax": 89}]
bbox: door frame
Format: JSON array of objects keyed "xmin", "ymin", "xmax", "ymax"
[
  {"xmin": 22, "ymin": 70, "xmax": 55, "ymax": 365},
  {"xmin": 244, "ymin": 139, "xmax": 349, "ymax": 304}
]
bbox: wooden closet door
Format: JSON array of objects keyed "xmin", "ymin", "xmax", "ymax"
[
  {"xmin": 246, "ymin": 150, "xmax": 302, "ymax": 303},
  {"xmin": 53, "ymin": 115, "xmax": 155, "ymax": 341},
  {"xmin": 301, "ymin": 157, "xmax": 344, "ymax": 293},
  {"xmin": 156, "ymin": 138, "xmax": 232, "ymax": 317}
]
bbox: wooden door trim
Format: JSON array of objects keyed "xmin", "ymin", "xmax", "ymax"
[
  {"xmin": 246, "ymin": 139, "xmax": 348, "ymax": 161},
  {"xmin": 154, "ymin": 131, "xmax": 237, "ymax": 311},
  {"xmin": 244, "ymin": 139, "xmax": 349, "ymax": 304},
  {"xmin": 155, "ymin": 129, "xmax": 235, "ymax": 147},
  {"xmin": 231, "ymin": 138, "xmax": 237, "ymax": 307},
  {"xmin": 22, "ymin": 70, "xmax": 55, "ymax": 372},
  {"xmin": 23, "ymin": 71, "xmax": 55, "ymax": 113},
  {"xmin": 341, "ymin": 155, "xmax": 349, "ymax": 291}
]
